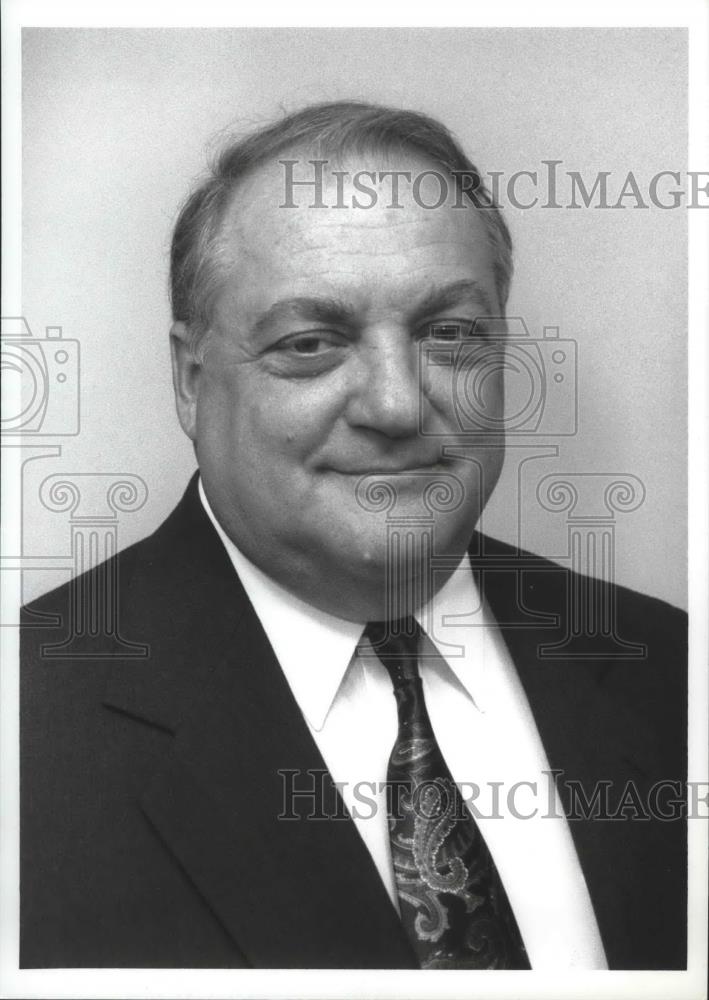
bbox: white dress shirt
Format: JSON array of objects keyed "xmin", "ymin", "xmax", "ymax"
[{"xmin": 198, "ymin": 479, "xmax": 607, "ymax": 970}]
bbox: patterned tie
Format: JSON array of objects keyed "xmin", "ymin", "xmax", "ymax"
[{"xmin": 364, "ymin": 618, "xmax": 530, "ymax": 970}]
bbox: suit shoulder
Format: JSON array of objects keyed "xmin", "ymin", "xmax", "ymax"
[
  {"xmin": 21, "ymin": 528, "xmax": 153, "ymax": 627},
  {"xmin": 475, "ymin": 531, "xmax": 686, "ymax": 626},
  {"xmin": 21, "ymin": 475, "xmax": 201, "ymax": 624}
]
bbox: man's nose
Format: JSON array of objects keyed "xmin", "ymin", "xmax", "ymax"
[{"xmin": 346, "ymin": 330, "xmax": 421, "ymax": 438}]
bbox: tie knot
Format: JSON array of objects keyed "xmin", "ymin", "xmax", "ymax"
[{"xmin": 363, "ymin": 618, "xmax": 422, "ymax": 688}]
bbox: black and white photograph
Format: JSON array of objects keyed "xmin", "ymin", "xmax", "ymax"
[{"xmin": 1, "ymin": 4, "xmax": 707, "ymax": 1000}]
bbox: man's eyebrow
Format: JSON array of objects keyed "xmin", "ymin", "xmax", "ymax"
[
  {"xmin": 412, "ymin": 280, "xmax": 496, "ymax": 319},
  {"xmin": 252, "ymin": 296, "xmax": 357, "ymax": 334},
  {"xmin": 250, "ymin": 281, "xmax": 496, "ymax": 335}
]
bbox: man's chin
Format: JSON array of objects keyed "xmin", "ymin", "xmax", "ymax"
[{"xmin": 308, "ymin": 523, "xmax": 471, "ymax": 618}]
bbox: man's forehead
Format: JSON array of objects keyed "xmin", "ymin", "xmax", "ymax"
[
  {"xmin": 212, "ymin": 143, "xmax": 500, "ymax": 323},
  {"xmin": 220, "ymin": 143, "xmax": 475, "ymax": 230}
]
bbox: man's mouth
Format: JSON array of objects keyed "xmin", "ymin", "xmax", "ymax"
[{"xmin": 329, "ymin": 460, "xmax": 449, "ymax": 476}]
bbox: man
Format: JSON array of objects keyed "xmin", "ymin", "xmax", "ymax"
[{"xmin": 21, "ymin": 101, "xmax": 687, "ymax": 970}]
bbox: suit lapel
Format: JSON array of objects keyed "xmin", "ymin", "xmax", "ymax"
[{"xmin": 103, "ymin": 476, "xmax": 416, "ymax": 968}]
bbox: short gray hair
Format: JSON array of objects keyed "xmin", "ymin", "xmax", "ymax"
[{"xmin": 170, "ymin": 101, "xmax": 513, "ymax": 354}]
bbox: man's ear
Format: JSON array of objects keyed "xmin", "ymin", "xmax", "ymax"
[{"xmin": 170, "ymin": 321, "xmax": 202, "ymax": 441}]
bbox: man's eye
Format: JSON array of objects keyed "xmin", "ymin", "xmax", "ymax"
[
  {"xmin": 290, "ymin": 336, "xmax": 326, "ymax": 354},
  {"xmin": 278, "ymin": 333, "xmax": 337, "ymax": 355},
  {"xmin": 424, "ymin": 321, "xmax": 473, "ymax": 341},
  {"xmin": 422, "ymin": 320, "xmax": 494, "ymax": 341},
  {"xmin": 429, "ymin": 323, "xmax": 464, "ymax": 341},
  {"xmin": 266, "ymin": 331, "xmax": 348, "ymax": 376}
]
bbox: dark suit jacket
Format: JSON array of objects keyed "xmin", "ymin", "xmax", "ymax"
[{"xmin": 20, "ymin": 475, "xmax": 687, "ymax": 969}]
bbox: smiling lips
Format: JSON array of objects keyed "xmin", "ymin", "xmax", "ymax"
[{"xmin": 331, "ymin": 461, "xmax": 448, "ymax": 475}]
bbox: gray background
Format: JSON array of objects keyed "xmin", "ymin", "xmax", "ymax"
[{"xmin": 20, "ymin": 27, "xmax": 687, "ymax": 608}]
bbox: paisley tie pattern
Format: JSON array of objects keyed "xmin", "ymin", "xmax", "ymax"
[{"xmin": 364, "ymin": 618, "xmax": 531, "ymax": 970}]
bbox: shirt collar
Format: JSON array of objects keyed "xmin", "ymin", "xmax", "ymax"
[
  {"xmin": 198, "ymin": 478, "xmax": 362, "ymax": 729},
  {"xmin": 198, "ymin": 478, "xmax": 491, "ymax": 729}
]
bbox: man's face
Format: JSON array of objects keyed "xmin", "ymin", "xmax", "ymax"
[{"xmin": 173, "ymin": 150, "xmax": 506, "ymax": 620}]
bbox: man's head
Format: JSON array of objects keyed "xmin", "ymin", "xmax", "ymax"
[{"xmin": 169, "ymin": 101, "xmax": 512, "ymax": 621}]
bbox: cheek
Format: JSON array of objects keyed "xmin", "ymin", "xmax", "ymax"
[
  {"xmin": 198, "ymin": 360, "xmax": 351, "ymax": 472},
  {"xmin": 457, "ymin": 357, "xmax": 504, "ymax": 416},
  {"xmin": 427, "ymin": 360, "xmax": 505, "ymax": 429},
  {"xmin": 204, "ymin": 393, "xmax": 333, "ymax": 475},
  {"xmin": 256, "ymin": 381, "xmax": 347, "ymax": 456},
  {"xmin": 197, "ymin": 369, "xmax": 271, "ymax": 447}
]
